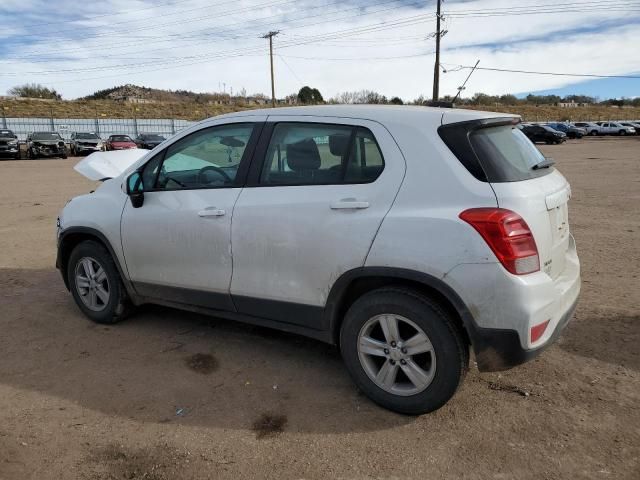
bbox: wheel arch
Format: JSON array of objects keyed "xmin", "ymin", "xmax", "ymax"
[
  {"xmin": 57, "ymin": 227, "xmax": 134, "ymax": 297},
  {"xmin": 325, "ymin": 267, "xmax": 479, "ymax": 350}
]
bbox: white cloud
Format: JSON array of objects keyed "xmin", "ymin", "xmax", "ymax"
[{"xmin": 0, "ymin": 0, "xmax": 638, "ymax": 99}]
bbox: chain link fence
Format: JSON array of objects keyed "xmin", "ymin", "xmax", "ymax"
[{"xmin": 1, "ymin": 116, "xmax": 196, "ymax": 141}]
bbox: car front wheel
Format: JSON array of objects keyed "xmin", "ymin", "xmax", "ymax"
[
  {"xmin": 67, "ymin": 240, "xmax": 131, "ymax": 324},
  {"xmin": 340, "ymin": 288, "xmax": 468, "ymax": 415}
]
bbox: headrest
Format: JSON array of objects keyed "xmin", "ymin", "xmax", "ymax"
[
  {"xmin": 287, "ymin": 138, "xmax": 321, "ymax": 171},
  {"xmin": 329, "ymin": 134, "xmax": 350, "ymax": 156}
]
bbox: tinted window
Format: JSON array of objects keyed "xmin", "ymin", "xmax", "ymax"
[
  {"xmin": 152, "ymin": 123, "xmax": 253, "ymax": 190},
  {"xmin": 260, "ymin": 123, "xmax": 384, "ymax": 185},
  {"xmin": 111, "ymin": 135, "xmax": 133, "ymax": 142},
  {"xmin": 345, "ymin": 128, "xmax": 385, "ymax": 183},
  {"xmin": 469, "ymin": 125, "xmax": 551, "ymax": 181}
]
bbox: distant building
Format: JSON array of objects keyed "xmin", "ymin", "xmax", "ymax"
[{"xmin": 556, "ymin": 100, "xmax": 589, "ymax": 108}]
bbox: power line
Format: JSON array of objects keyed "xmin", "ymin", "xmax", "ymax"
[
  {"xmin": 2, "ymin": 0, "xmax": 426, "ymax": 60},
  {"xmin": 450, "ymin": 64, "xmax": 640, "ymax": 79},
  {"xmin": 8, "ymin": 0, "xmax": 198, "ymax": 28},
  {"xmin": 0, "ymin": 11, "xmax": 438, "ymax": 76}
]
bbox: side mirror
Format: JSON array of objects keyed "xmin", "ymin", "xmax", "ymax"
[{"xmin": 126, "ymin": 171, "xmax": 144, "ymax": 208}]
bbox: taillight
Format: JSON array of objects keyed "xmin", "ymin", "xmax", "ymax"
[{"xmin": 459, "ymin": 208, "xmax": 540, "ymax": 275}]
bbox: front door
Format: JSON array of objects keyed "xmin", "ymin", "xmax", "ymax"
[
  {"xmin": 230, "ymin": 117, "xmax": 405, "ymax": 329},
  {"xmin": 121, "ymin": 120, "xmax": 262, "ymax": 310}
]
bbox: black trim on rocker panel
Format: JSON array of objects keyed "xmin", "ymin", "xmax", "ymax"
[
  {"xmin": 134, "ymin": 282, "xmax": 236, "ymax": 312},
  {"xmin": 233, "ymin": 295, "xmax": 326, "ymax": 331}
]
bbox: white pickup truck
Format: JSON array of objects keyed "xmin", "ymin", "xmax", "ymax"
[{"xmin": 575, "ymin": 122, "xmax": 636, "ymax": 136}]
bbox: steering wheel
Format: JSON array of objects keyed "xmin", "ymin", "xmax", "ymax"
[{"xmin": 197, "ymin": 165, "xmax": 232, "ymax": 185}]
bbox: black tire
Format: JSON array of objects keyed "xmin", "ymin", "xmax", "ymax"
[
  {"xmin": 619, "ymin": 130, "xmax": 626, "ymax": 136},
  {"xmin": 61, "ymin": 154, "xmax": 67, "ymax": 159},
  {"xmin": 590, "ymin": 130, "xmax": 598, "ymax": 136},
  {"xmin": 340, "ymin": 288, "xmax": 468, "ymax": 415},
  {"xmin": 67, "ymin": 240, "xmax": 131, "ymax": 324}
]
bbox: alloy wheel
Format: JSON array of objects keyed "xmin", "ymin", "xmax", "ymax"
[
  {"xmin": 357, "ymin": 314, "xmax": 436, "ymax": 396},
  {"xmin": 74, "ymin": 256, "xmax": 110, "ymax": 312}
]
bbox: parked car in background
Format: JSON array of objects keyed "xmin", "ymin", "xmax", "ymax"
[
  {"xmin": 595, "ymin": 122, "xmax": 635, "ymax": 136},
  {"xmin": 521, "ymin": 124, "xmax": 566, "ymax": 144},
  {"xmin": 105, "ymin": 135, "xmax": 137, "ymax": 151},
  {"xmin": 546, "ymin": 123, "xmax": 585, "ymax": 139},
  {"xmin": 0, "ymin": 128, "xmax": 20, "ymax": 160},
  {"xmin": 574, "ymin": 122, "xmax": 602, "ymax": 136},
  {"xmin": 70, "ymin": 132, "xmax": 104, "ymax": 156},
  {"xmin": 619, "ymin": 122, "xmax": 640, "ymax": 135},
  {"xmin": 26, "ymin": 132, "xmax": 67, "ymax": 159},
  {"xmin": 57, "ymin": 106, "xmax": 580, "ymax": 414},
  {"xmin": 134, "ymin": 133, "xmax": 166, "ymax": 150}
]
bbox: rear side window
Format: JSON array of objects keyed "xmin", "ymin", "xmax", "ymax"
[
  {"xmin": 439, "ymin": 120, "xmax": 553, "ymax": 182},
  {"xmin": 260, "ymin": 123, "xmax": 384, "ymax": 186}
]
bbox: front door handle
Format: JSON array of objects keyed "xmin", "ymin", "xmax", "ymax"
[
  {"xmin": 198, "ymin": 207, "xmax": 226, "ymax": 217},
  {"xmin": 330, "ymin": 199, "xmax": 370, "ymax": 210}
]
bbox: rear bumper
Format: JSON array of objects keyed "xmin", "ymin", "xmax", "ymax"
[
  {"xmin": 444, "ymin": 234, "xmax": 581, "ymax": 372},
  {"xmin": 471, "ymin": 295, "xmax": 578, "ymax": 371}
]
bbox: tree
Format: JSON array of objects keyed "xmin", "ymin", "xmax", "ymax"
[
  {"xmin": 389, "ymin": 96, "xmax": 403, "ymax": 105},
  {"xmin": 8, "ymin": 83, "xmax": 62, "ymax": 100},
  {"xmin": 297, "ymin": 86, "xmax": 324, "ymax": 104}
]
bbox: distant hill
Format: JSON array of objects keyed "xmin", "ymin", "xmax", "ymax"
[{"xmin": 81, "ymin": 84, "xmax": 231, "ymax": 103}]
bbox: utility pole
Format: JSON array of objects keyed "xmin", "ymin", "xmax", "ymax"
[
  {"xmin": 432, "ymin": 0, "xmax": 442, "ymax": 102},
  {"xmin": 262, "ymin": 31, "xmax": 280, "ymax": 107}
]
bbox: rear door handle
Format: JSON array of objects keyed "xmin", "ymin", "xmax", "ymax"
[
  {"xmin": 330, "ymin": 199, "xmax": 370, "ymax": 210},
  {"xmin": 198, "ymin": 207, "xmax": 226, "ymax": 217}
]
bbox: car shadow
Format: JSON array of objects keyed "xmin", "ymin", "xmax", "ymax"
[
  {"xmin": 557, "ymin": 308, "xmax": 640, "ymax": 371},
  {"xmin": 0, "ymin": 267, "xmax": 413, "ymax": 434}
]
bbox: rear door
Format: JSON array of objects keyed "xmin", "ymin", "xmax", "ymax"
[{"xmin": 229, "ymin": 116, "xmax": 405, "ymax": 329}]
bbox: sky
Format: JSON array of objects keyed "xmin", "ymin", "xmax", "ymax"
[{"xmin": 0, "ymin": 0, "xmax": 639, "ymax": 101}]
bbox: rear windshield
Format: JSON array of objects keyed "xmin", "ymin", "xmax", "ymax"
[{"xmin": 439, "ymin": 120, "xmax": 553, "ymax": 182}]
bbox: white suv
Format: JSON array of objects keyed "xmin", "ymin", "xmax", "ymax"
[{"xmin": 57, "ymin": 106, "xmax": 580, "ymax": 414}]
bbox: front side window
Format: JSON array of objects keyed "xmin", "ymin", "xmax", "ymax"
[
  {"xmin": 147, "ymin": 123, "xmax": 254, "ymax": 190},
  {"xmin": 260, "ymin": 123, "xmax": 384, "ymax": 186}
]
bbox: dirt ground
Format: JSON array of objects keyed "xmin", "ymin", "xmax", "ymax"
[{"xmin": 0, "ymin": 137, "xmax": 638, "ymax": 479}]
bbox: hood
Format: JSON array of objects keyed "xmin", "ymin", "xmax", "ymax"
[
  {"xmin": 111, "ymin": 141, "xmax": 136, "ymax": 146},
  {"xmin": 74, "ymin": 149, "xmax": 147, "ymax": 181}
]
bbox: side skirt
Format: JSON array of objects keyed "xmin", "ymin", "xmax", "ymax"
[{"xmin": 135, "ymin": 295, "xmax": 333, "ymax": 344}]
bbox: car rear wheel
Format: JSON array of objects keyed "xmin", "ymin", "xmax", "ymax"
[
  {"xmin": 619, "ymin": 130, "xmax": 626, "ymax": 136},
  {"xmin": 590, "ymin": 130, "xmax": 598, "ymax": 136},
  {"xmin": 67, "ymin": 240, "xmax": 131, "ymax": 324},
  {"xmin": 340, "ymin": 288, "xmax": 468, "ymax": 415}
]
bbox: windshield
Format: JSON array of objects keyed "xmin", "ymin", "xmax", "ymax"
[
  {"xmin": 32, "ymin": 132, "xmax": 62, "ymax": 141},
  {"xmin": 142, "ymin": 134, "xmax": 165, "ymax": 141},
  {"xmin": 468, "ymin": 125, "xmax": 551, "ymax": 182},
  {"xmin": 111, "ymin": 136, "xmax": 132, "ymax": 142},
  {"xmin": 77, "ymin": 133, "xmax": 99, "ymax": 139}
]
